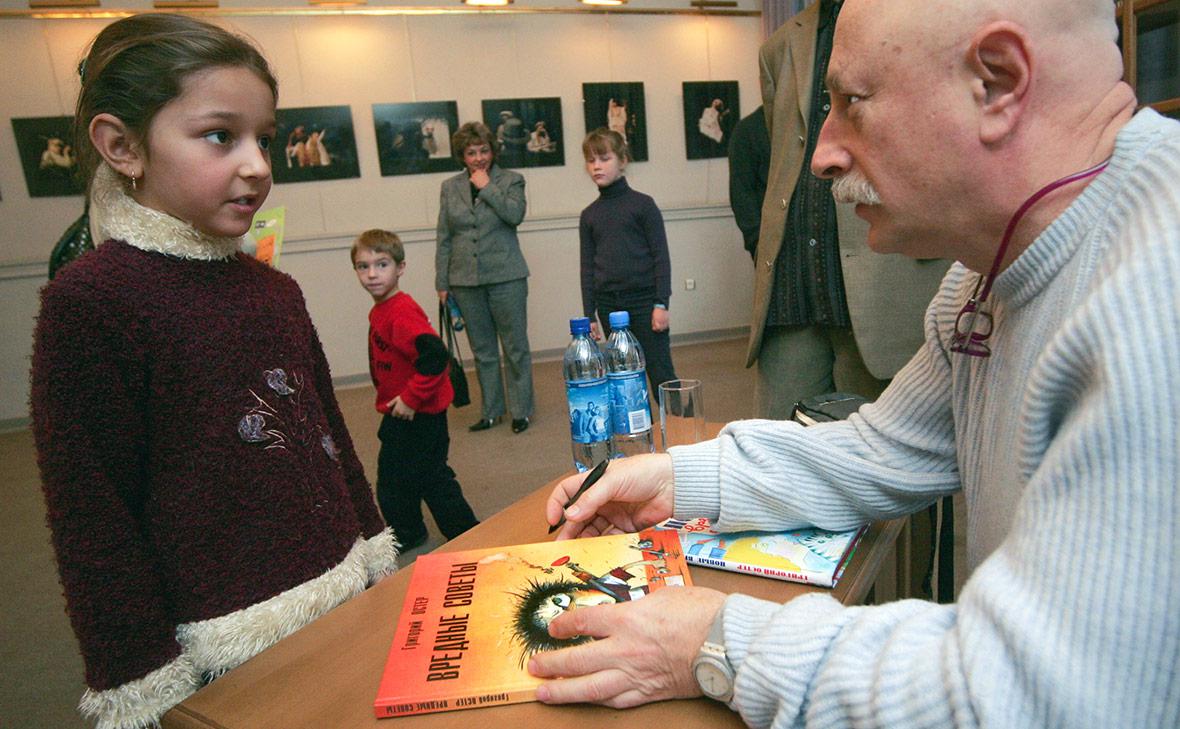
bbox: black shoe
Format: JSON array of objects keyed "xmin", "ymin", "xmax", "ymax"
[
  {"xmin": 397, "ymin": 532, "xmax": 428, "ymax": 552},
  {"xmin": 469, "ymin": 416, "xmax": 500, "ymax": 432},
  {"xmin": 511, "ymin": 417, "xmax": 530, "ymax": 434}
]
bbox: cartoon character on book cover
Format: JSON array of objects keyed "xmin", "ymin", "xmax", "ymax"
[
  {"xmin": 375, "ymin": 529, "xmax": 690, "ymax": 717},
  {"xmin": 510, "ymin": 548, "xmax": 674, "ymax": 666}
]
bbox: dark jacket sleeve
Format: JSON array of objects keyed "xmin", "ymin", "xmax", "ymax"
[
  {"xmin": 579, "ymin": 209, "xmax": 597, "ymax": 317},
  {"xmin": 728, "ymin": 106, "xmax": 771, "ymax": 260},
  {"xmin": 643, "ymin": 196, "xmax": 673, "ymax": 307}
]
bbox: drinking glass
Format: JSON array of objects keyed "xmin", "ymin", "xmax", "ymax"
[{"xmin": 658, "ymin": 379, "xmax": 704, "ymax": 450}]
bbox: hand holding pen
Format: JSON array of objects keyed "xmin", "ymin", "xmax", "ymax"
[{"xmin": 545, "ymin": 453, "xmax": 677, "ymax": 540}]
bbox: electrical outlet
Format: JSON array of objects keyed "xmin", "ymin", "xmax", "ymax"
[{"xmin": 685, "ymin": 278, "xmax": 696, "ymax": 290}]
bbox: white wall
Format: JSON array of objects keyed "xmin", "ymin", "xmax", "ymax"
[{"xmin": 0, "ymin": 7, "xmax": 760, "ymax": 424}]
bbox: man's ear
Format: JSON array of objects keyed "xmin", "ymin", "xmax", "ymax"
[
  {"xmin": 967, "ymin": 22, "xmax": 1032, "ymax": 145},
  {"xmin": 89, "ymin": 113, "xmax": 144, "ymax": 179}
]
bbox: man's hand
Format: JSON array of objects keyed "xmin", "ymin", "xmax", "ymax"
[
  {"xmin": 437, "ymin": 290, "xmax": 449, "ymax": 304},
  {"xmin": 652, "ymin": 307, "xmax": 670, "ymax": 332},
  {"xmin": 388, "ymin": 396, "xmax": 415, "ymax": 420},
  {"xmin": 590, "ymin": 321, "xmax": 603, "ymax": 341},
  {"xmin": 529, "ymin": 587, "xmax": 727, "ymax": 708},
  {"xmin": 546, "ymin": 453, "xmax": 675, "ymax": 540}
]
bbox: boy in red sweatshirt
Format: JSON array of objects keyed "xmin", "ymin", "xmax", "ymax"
[{"xmin": 352, "ymin": 229, "xmax": 478, "ymax": 550}]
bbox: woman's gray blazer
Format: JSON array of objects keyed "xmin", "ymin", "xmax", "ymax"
[{"xmin": 435, "ymin": 165, "xmax": 529, "ymax": 290}]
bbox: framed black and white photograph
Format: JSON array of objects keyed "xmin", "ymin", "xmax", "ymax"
[
  {"xmin": 682, "ymin": 81, "xmax": 740, "ymax": 160},
  {"xmin": 271, "ymin": 105, "xmax": 360, "ymax": 184},
  {"xmin": 11, "ymin": 116, "xmax": 84, "ymax": 198},
  {"xmin": 373, "ymin": 101, "xmax": 462, "ymax": 177},
  {"xmin": 480, "ymin": 97, "xmax": 564, "ymax": 169},
  {"xmin": 582, "ymin": 82, "xmax": 648, "ymax": 162}
]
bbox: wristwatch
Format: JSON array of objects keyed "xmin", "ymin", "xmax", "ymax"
[{"xmin": 692, "ymin": 610, "xmax": 735, "ymax": 703}]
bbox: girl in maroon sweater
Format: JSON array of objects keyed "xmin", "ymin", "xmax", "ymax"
[{"xmin": 30, "ymin": 16, "xmax": 396, "ymax": 728}]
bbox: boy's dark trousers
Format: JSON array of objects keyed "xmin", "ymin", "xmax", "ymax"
[
  {"xmin": 376, "ymin": 410, "xmax": 478, "ymax": 547},
  {"xmin": 596, "ymin": 290, "xmax": 678, "ymax": 396}
]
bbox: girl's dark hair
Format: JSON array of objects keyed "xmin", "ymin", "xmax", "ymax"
[
  {"xmin": 73, "ymin": 13, "xmax": 278, "ymax": 191},
  {"xmin": 451, "ymin": 121, "xmax": 499, "ymax": 164}
]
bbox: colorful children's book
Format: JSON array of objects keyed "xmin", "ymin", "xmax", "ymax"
[
  {"xmin": 657, "ymin": 517, "xmax": 866, "ymax": 588},
  {"xmin": 374, "ymin": 528, "xmax": 691, "ymax": 718},
  {"xmin": 245, "ymin": 206, "xmax": 285, "ymax": 267}
]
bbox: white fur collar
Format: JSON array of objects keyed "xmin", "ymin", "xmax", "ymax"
[{"xmin": 89, "ymin": 163, "xmax": 242, "ymax": 261}]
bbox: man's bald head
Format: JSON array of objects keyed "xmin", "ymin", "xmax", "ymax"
[{"xmin": 812, "ymin": 0, "xmax": 1134, "ymax": 269}]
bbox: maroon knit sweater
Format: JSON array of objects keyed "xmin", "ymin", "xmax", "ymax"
[{"xmin": 31, "ymin": 239, "xmax": 387, "ymax": 693}]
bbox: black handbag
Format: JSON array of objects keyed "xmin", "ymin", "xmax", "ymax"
[{"xmin": 438, "ymin": 301, "xmax": 471, "ymax": 408}]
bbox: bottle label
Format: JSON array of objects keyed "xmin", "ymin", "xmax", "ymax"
[
  {"xmin": 607, "ymin": 370, "xmax": 651, "ymax": 435},
  {"xmin": 566, "ymin": 378, "xmax": 610, "ymax": 444}
]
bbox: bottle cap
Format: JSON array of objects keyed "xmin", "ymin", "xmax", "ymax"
[
  {"xmin": 608, "ymin": 310, "xmax": 630, "ymax": 329},
  {"xmin": 569, "ymin": 317, "xmax": 591, "ymax": 335}
]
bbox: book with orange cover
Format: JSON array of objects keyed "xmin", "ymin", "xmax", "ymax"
[{"xmin": 374, "ymin": 528, "xmax": 691, "ymax": 718}]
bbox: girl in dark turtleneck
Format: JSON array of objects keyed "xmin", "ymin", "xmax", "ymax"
[{"xmin": 578, "ymin": 128, "xmax": 677, "ymax": 393}]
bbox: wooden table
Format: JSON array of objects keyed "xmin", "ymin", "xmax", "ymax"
[{"xmin": 163, "ymin": 476, "xmax": 902, "ymax": 729}]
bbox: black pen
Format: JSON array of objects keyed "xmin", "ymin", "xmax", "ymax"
[{"xmin": 549, "ymin": 459, "xmax": 609, "ymax": 534}]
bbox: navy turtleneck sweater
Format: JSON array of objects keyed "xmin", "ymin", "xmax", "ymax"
[{"xmin": 578, "ymin": 176, "xmax": 672, "ymax": 317}]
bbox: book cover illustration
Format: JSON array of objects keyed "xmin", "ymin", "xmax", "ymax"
[
  {"xmin": 245, "ymin": 206, "xmax": 285, "ymax": 267},
  {"xmin": 374, "ymin": 528, "xmax": 691, "ymax": 718},
  {"xmin": 657, "ymin": 517, "xmax": 866, "ymax": 588}
]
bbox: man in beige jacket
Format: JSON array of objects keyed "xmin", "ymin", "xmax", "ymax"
[{"xmin": 750, "ymin": 0, "xmax": 947, "ymax": 419}]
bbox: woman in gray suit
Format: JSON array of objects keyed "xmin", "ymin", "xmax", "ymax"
[{"xmin": 436, "ymin": 122, "xmax": 534, "ymax": 433}]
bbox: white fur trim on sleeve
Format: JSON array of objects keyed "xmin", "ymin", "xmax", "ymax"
[
  {"xmin": 365, "ymin": 527, "xmax": 400, "ymax": 582},
  {"xmin": 78, "ymin": 653, "xmax": 201, "ymax": 729},
  {"xmin": 176, "ymin": 536, "xmax": 377, "ymax": 679},
  {"xmin": 76, "ymin": 536, "xmax": 389, "ymax": 729}
]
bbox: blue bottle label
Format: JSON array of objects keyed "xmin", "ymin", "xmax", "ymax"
[
  {"xmin": 566, "ymin": 378, "xmax": 610, "ymax": 444},
  {"xmin": 607, "ymin": 370, "xmax": 651, "ymax": 435}
]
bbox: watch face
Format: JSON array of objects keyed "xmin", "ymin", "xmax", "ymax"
[{"xmin": 694, "ymin": 660, "xmax": 731, "ymax": 699}]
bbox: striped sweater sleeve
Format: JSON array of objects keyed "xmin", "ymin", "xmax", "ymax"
[{"xmin": 668, "ymin": 110, "xmax": 1180, "ymax": 728}]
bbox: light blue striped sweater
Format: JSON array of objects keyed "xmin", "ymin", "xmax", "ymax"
[{"xmin": 670, "ymin": 109, "xmax": 1180, "ymax": 728}]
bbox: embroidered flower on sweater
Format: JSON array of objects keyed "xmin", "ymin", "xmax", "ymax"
[
  {"xmin": 237, "ymin": 369, "xmax": 339, "ymax": 473},
  {"xmin": 321, "ymin": 433, "xmax": 339, "ymax": 461},
  {"xmin": 265, "ymin": 368, "xmax": 295, "ymax": 395},
  {"xmin": 237, "ymin": 413, "xmax": 268, "ymax": 443}
]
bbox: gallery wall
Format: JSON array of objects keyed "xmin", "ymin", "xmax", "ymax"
[{"xmin": 0, "ymin": 6, "xmax": 763, "ymax": 425}]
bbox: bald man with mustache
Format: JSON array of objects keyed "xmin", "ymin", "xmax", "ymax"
[{"xmin": 530, "ymin": 1, "xmax": 1180, "ymax": 726}]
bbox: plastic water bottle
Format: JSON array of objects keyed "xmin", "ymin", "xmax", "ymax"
[
  {"xmin": 605, "ymin": 310, "xmax": 655, "ymax": 458},
  {"xmin": 446, "ymin": 293, "xmax": 465, "ymax": 331},
  {"xmin": 563, "ymin": 317, "xmax": 611, "ymax": 472}
]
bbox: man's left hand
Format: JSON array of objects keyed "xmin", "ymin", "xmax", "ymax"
[{"xmin": 528, "ymin": 587, "xmax": 727, "ymax": 708}]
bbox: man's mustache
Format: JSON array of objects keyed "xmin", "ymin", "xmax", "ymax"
[{"xmin": 831, "ymin": 172, "xmax": 882, "ymax": 205}]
